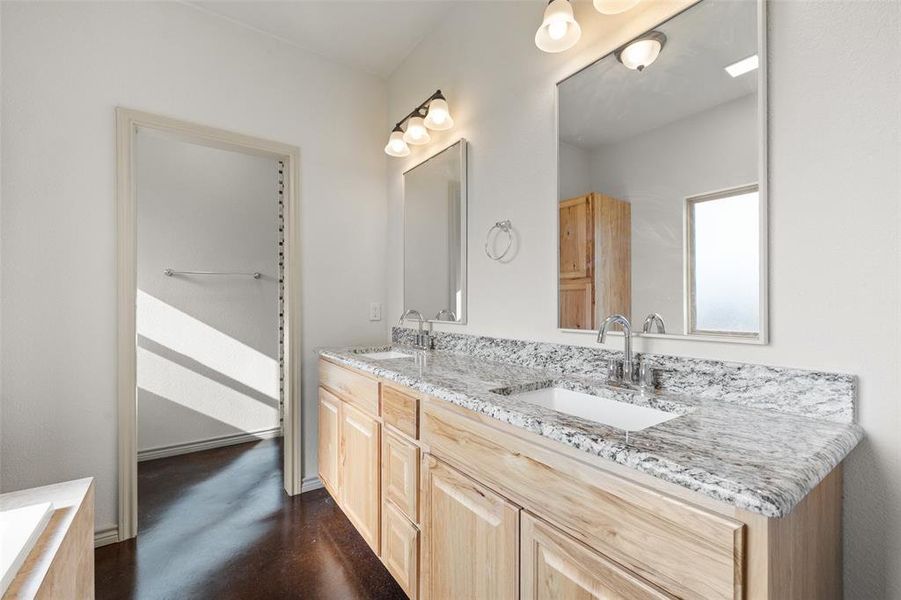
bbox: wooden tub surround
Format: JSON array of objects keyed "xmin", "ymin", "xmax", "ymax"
[
  {"xmin": 0, "ymin": 478, "xmax": 95, "ymax": 600},
  {"xmin": 318, "ymin": 357, "xmax": 845, "ymax": 600}
]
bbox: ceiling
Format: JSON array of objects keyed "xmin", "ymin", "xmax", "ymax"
[
  {"xmin": 559, "ymin": 0, "xmax": 759, "ymax": 149},
  {"xmin": 186, "ymin": 0, "xmax": 456, "ymax": 79}
]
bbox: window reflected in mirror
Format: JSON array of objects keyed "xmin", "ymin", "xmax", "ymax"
[
  {"xmin": 556, "ymin": 0, "xmax": 766, "ymax": 341},
  {"xmin": 687, "ymin": 185, "xmax": 760, "ymax": 336}
]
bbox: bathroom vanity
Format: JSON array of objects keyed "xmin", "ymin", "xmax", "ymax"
[
  {"xmin": 317, "ymin": 334, "xmax": 861, "ymax": 600},
  {"xmin": 335, "ymin": 1, "xmax": 864, "ymax": 597}
]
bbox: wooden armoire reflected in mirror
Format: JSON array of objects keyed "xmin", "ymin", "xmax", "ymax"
[{"xmin": 558, "ymin": 193, "xmax": 631, "ymax": 330}]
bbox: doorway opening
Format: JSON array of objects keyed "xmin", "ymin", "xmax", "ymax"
[{"xmin": 116, "ymin": 109, "xmax": 302, "ymax": 541}]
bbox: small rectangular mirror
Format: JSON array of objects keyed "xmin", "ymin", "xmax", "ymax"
[
  {"xmin": 403, "ymin": 139, "xmax": 467, "ymax": 324},
  {"xmin": 556, "ymin": 0, "xmax": 766, "ymax": 342}
]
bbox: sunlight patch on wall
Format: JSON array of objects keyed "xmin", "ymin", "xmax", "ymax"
[
  {"xmin": 137, "ymin": 290, "xmax": 279, "ymax": 399},
  {"xmin": 137, "ymin": 347, "xmax": 278, "ymax": 432}
]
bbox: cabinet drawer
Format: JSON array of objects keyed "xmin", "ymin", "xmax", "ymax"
[
  {"xmin": 320, "ymin": 359, "xmax": 379, "ymax": 417},
  {"xmin": 383, "ymin": 429, "xmax": 419, "ymax": 523},
  {"xmin": 522, "ymin": 511, "xmax": 675, "ymax": 600},
  {"xmin": 382, "ymin": 501, "xmax": 419, "ymax": 600},
  {"xmin": 423, "ymin": 400, "xmax": 744, "ymax": 600},
  {"xmin": 382, "ymin": 384, "xmax": 419, "ymax": 439}
]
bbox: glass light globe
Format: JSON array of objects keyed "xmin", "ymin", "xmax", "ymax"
[
  {"xmin": 424, "ymin": 98, "xmax": 454, "ymax": 131},
  {"xmin": 384, "ymin": 130, "xmax": 410, "ymax": 157},
  {"xmin": 535, "ymin": 0, "xmax": 581, "ymax": 54},
  {"xmin": 403, "ymin": 116, "xmax": 431, "ymax": 145},
  {"xmin": 593, "ymin": 0, "xmax": 641, "ymax": 15},
  {"xmin": 616, "ymin": 32, "xmax": 666, "ymax": 71}
]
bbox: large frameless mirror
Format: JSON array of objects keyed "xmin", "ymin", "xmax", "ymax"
[
  {"xmin": 556, "ymin": 0, "xmax": 767, "ymax": 342},
  {"xmin": 403, "ymin": 139, "xmax": 468, "ymax": 324}
]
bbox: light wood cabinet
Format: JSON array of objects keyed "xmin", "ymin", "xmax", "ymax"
[
  {"xmin": 422, "ymin": 399, "xmax": 744, "ymax": 600},
  {"xmin": 383, "ymin": 428, "xmax": 419, "ymax": 523},
  {"xmin": 340, "ymin": 402, "xmax": 381, "ymax": 554},
  {"xmin": 559, "ymin": 278, "xmax": 594, "ymax": 330},
  {"xmin": 521, "ymin": 511, "xmax": 674, "ymax": 600},
  {"xmin": 594, "ymin": 193, "xmax": 631, "ymax": 322},
  {"xmin": 382, "ymin": 500, "xmax": 419, "ymax": 599},
  {"xmin": 422, "ymin": 455, "xmax": 519, "ymax": 600},
  {"xmin": 319, "ymin": 358, "xmax": 845, "ymax": 600},
  {"xmin": 0, "ymin": 479, "xmax": 95, "ymax": 600},
  {"xmin": 558, "ymin": 192, "xmax": 631, "ymax": 329},
  {"xmin": 318, "ymin": 387, "xmax": 341, "ymax": 495},
  {"xmin": 559, "ymin": 195, "xmax": 593, "ymax": 280},
  {"xmin": 321, "ymin": 358, "xmax": 380, "ymax": 416},
  {"xmin": 382, "ymin": 384, "xmax": 419, "ymax": 439}
]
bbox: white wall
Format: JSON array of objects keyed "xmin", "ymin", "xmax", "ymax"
[
  {"xmin": 136, "ymin": 133, "xmax": 280, "ymax": 453},
  {"xmin": 591, "ymin": 93, "xmax": 758, "ymax": 333},
  {"xmin": 386, "ymin": 1, "xmax": 901, "ymax": 596},
  {"xmin": 1, "ymin": 1, "xmax": 387, "ymax": 534},
  {"xmin": 557, "ymin": 141, "xmax": 591, "ymax": 201}
]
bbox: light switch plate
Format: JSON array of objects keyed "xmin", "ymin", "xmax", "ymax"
[{"xmin": 369, "ymin": 302, "xmax": 382, "ymax": 321}]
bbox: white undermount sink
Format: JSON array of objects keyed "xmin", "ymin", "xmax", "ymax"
[
  {"xmin": 509, "ymin": 387, "xmax": 678, "ymax": 432},
  {"xmin": 358, "ymin": 350, "xmax": 413, "ymax": 360}
]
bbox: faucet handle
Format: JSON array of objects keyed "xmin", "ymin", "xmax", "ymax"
[
  {"xmin": 606, "ymin": 358, "xmax": 623, "ymax": 383},
  {"xmin": 638, "ymin": 360, "xmax": 656, "ymax": 391}
]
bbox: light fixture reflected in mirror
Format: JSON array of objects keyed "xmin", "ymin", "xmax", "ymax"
[
  {"xmin": 593, "ymin": 0, "xmax": 641, "ymax": 15},
  {"xmin": 535, "ymin": 0, "xmax": 581, "ymax": 53},
  {"xmin": 384, "ymin": 125, "xmax": 410, "ymax": 157},
  {"xmin": 615, "ymin": 31, "xmax": 666, "ymax": 71},
  {"xmin": 385, "ymin": 90, "xmax": 455, "ymax": 157}
]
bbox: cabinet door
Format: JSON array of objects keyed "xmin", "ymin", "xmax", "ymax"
[
  {"xmin": 383, "ymin": 429, "xmax": 420, "ymax": 523},
  {"xmin": 383, "ymin": 500, "xmax": 419, "ymax": 599},
  {"xmin": 423, "ymin": 455, "xmax": 519, "ymax": 600},
  {"xmin": 559, "ymin": 195, "xmax": 593, "ymax": 280},
  {"xmin": 340, "ymin": 402, "xmax": 381, "ymax": 554},
  {"xmin": 318, "ymin": 387, "xmax": 341, "ymax": 495},
  {"xmin": 521, "ymin": 512, "xmax": 675, "ymax": 600},
  {"xmin": 559, "ymin": 278, "xmax": 594, "ymax": 330}
]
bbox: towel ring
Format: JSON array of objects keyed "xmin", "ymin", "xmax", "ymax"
[{"xmin": 485, "ymin": 220, "xmax": 513, "ymax": 261}]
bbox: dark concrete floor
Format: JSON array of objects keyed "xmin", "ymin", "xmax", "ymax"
[{"xmin": 95, "ymin": 438, "xmax": 406, "ymax": 600}]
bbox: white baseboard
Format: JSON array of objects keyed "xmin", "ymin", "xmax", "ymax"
[
  {"xmin": 138, "ymin": 427, "xmax": 283, "ymax": 462},
  {"xmin": 94, "ymin": 525, "xmax": 120, "ymax": 548},
  {"xmin": 301, "ymin": 476, "xmax": 324, "ymax": 493}
]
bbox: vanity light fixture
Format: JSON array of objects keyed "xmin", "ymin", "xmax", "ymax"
[
  {"xmin": 385, "ymin": 90, "xmax": 455, "ymax": 157},
  {"xmin": 535, "ymin": 0, "xmax": 581, "ymax": 53},
  {"xmin": 403, "ymin": 113, "xmax": 431, "ymax": 145},
  {"xmin": 593, "ymin": 0, "xmax": 641, "ymax": 15},
  {"xmin": 384, "ymin": 125, "xmax": 410, "ymax": 157},
  {"xmin": 423, "ymin": 96, "xmax": 454, "ymax": 130},
  {"xmin": 725, "ymin": 54, "xmax": 759, "ymax": 78},
  {"xmin": 615, "ymin": 31, "xmax": 666, "ymax": 71}
]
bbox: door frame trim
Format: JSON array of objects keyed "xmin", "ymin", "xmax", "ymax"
[{"xmin": 115, "ymin": 107, "xmax": 303, "ymax": 541}]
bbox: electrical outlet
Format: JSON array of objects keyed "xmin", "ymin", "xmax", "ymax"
[{"xmin": 369, "ymin": 302, "xmax": 382, "ymax": 321}]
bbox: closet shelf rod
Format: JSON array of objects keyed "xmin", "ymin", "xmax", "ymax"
[{"xmin": 164, "ymin": 269, "xmax": 262, "ymax": 279}]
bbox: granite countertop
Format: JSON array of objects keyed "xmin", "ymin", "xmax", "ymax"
[{"xmin": 320, "ymin": 344, "xmax": 863, "ymax": 519}]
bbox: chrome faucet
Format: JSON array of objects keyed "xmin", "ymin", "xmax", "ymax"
[
  {"xmin": 397, "ymin": 309, "xmax": 433, "ymax": 350},
  {"xmin": 598, "ymin": 314, "xmax": 635, "ymax": 385},
  {"xmin": 642, "ymin": 313, "xmax": 666, "ymax": 334},
  {"xmin": 598, "ymin": 313, "xmax": 658, "ymax": 391}
]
